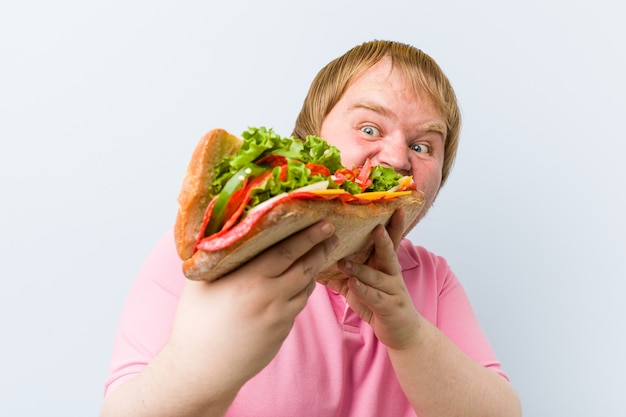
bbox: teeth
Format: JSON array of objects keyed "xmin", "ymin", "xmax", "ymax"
[
  {"xmin": 238, "ymin": 175, "xmax": 245, "ymax": 181},
  {"xmin": 244, "ymin": 168, "xmax": 252, "ymax": 175}
]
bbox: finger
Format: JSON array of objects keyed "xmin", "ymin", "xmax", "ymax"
[
  {"xmin": 288, "ymin": 276, "xmax": 317, "ymax": 303},
  {"xmin": 336, "ymin": 225, "xmax": 399, "ymax": 290},
  {"xmin": 343, "ymin": 264, "xmax": 400, "ymax": 320},
  {"xmin": 283, "ymin": 231, "xmax": 339, "ymax": 294},
  {"xmin": 386, "ymin": 208, "xmax": 406, "ymax": 251},
  {"xmin": 368, "ymin": 224, "xmax": 402, "ymax": 276},
  {"xmin": 340, "ymin": 258, "xmax": 390, "ymax": 296},
  {"xmin": 258, "ymin": 221, "xmax": 336, "ymax": 277},
  {"xmin": 283, "ymin": 234, "xmax": 338, "ymax": 314},
  {"xmin": 321, "ymin": 278, "xmax": 348, "ymax": 297},
  {"xmin": 279, "ymin": 277, "xmax": 316, "ymax": 320}
]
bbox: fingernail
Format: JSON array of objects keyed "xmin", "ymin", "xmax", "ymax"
[
  {"xmin": 321, "ymin": 222, "xmax": 333, "ymax": 235},
  {"xmin": 344, "ymin": 260, "xmax": 352, "ymax": 270}
]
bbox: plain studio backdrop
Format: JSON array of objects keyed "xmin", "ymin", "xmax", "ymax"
[{"xmin": 1, "ymin": 1, "xmax": 624, "ymax": 416}]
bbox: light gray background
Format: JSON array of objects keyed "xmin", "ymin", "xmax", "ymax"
[{"xmin": 1, "ymin": 1, "xmax": 624, "ymax": 416}]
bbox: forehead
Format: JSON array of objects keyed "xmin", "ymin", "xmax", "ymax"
[
  {"xmin": 349, "ymin": 58, "xmax": 400, "ymax": 89},
  {"xmin": 347, "ymin": 58, "xmax": 440, "ymax": 108},
  {"xmin": 341, "ymin": 59, "xmax": 445, "ymax": 126}
]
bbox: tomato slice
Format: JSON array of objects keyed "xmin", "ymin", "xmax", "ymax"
[
  {"xmin": 205, "ymin": 164, "xmax": 266, "ymax": 235},
  {"xmin": 220, "ymin": 171, "xmax": 273, "ymax": 232},
  {"xmin": 333, "ymin": 168, "xmax": 355, "ymax": 185},
  {"xmin": 305, "ymin": 163, "xmax": 331, "ymax": 177}
]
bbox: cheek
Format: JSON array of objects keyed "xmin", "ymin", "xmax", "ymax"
[
  {"xmin": 322, "ymin": 133, "xmax": 370, "ymax": 167},
  {"xmin": 417, "ymin": 181, "xmax": 437, "ymax": 207},
  {"xmin": 411, "ymin": 164, "xmax": 442, "ymax": 204},
  {"xmin": 337, "ymin": 146, "xmax": 364, "ymax": 168}
]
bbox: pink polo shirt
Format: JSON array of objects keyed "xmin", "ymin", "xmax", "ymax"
[{"xmin": 104, "ymin": 230, "xmax": 506, "ymax": 416}]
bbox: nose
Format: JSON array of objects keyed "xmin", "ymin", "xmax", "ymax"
[{"xmin": 375, "ymin": 136, "xmax": 412, "ymax": 176}]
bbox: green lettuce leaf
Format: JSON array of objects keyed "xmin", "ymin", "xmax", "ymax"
[
  {"xmin": 212, "ymin": 126, "xmax": 343, "ymax": 195},
  {"xmin": 367, "ymin": 165, "xmax": 403, "ymax": 192},
  {"xmin": 210, "ymin": 126, "xmax": 406, "ymax": 212}
]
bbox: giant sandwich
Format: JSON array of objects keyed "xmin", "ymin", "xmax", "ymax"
[{"xmin": 174, "ymin": 127, "xmax": 425, "ymax": 281}]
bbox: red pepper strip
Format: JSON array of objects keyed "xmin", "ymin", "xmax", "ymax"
[
  {"xmin": 197, "ymin": 192, "xmax": 296, "ymax": 251},
  {"xmin": 202, "ymin": 171, "xmax": 274, "ymax": 244},
  {"xmin": 305, "ymin": 163, "xmax": 331, "ymax": 177},
  {"xmin": 256, "ymin": 154, "xmax": 288, "ymax": 167},
  {"xmin": 195, "ymin": 195, "xmax": 219, "ymax": 250},
  {"xmin": 220, "ymin": 177, "xmax": 250, "ymax": 229},
  {"xmin": 279, "ymin": 165, "xmax": 288, "ymax": 181},
  {"xmin": 256, "ymin": 155, "xmax": 289, "ymax": 181},
  {"xmin": 355, "ymin": 158, "xmax": 373, "ymax": 192}
]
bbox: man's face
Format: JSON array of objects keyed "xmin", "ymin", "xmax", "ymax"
[{"xmin": 320, "ymin": 57, "xmax": 446, "ymax": 223}]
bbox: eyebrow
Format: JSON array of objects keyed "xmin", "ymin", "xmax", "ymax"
[
  {"xmin": 349, "ymin": 102, "xmax": 395, "ymax": 119},
  {"xmin": 421, "ymin": 121, "xmax": 447, "ymax": 136},
  {"xmin": 349, "ymin": 102, "xmax": 447, "ymax": 136}
]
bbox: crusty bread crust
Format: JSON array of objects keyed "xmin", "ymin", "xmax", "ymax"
[
  {"xmin": 174, "ymin": 129, "xmax": 242, "ymax": 260},
  {"xmin": 182, "ymin": 191, "xmax": 424, "ymax": 282}
]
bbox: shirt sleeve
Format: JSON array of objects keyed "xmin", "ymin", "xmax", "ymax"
[
  {"xmin": 103, "ymin": 229, "xmax": 185, "ymax": 396},
  {"xmin": 398, "ymin": 241, "xmax": 509, "ymax": 381}
]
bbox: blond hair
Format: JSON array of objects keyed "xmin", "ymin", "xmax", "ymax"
[{"xmin": 293, "ymin": 40, "xmax": 461, "ymax": 187}]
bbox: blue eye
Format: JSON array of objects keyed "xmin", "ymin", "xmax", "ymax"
[
  {"xmin": 409, "ymin": 143, "xmax": 429, "ymax": 153},
  {"xmin": 361, "ymin": 126, "xmax": 380, "ymax": 136}
]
